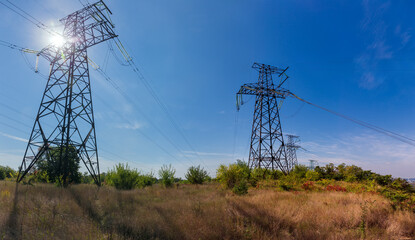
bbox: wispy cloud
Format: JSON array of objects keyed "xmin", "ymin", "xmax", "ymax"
[
  {"xmin": 0, "ymin": 131, "xmax": 28, "ymax": 143},
  {"xmin": 116, "ymin": 121, "xmax": 143, "ymax": 130},
  {"xmin": 182, "ymin": 151, "xmax": 234, "ymax": 157},
  {"xmin": 298, "ymin": 132, "xmax": 415, "ymax": 178},
  {"xmin": 355, "ymin": 0, "xmax": 411, "ymax": 90}
]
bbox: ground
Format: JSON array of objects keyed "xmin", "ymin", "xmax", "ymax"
[{"xmin": 0, "ymin": 181, "xmax": 414, "ymax": 240}]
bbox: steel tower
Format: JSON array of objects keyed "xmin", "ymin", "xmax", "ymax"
[
  {"xmin": 17, "ymin": 1, "xmax": 117, "ymax": 185},
  {"xmin": 236, "ymin": 63, "xmax": 291, "ymax": 174},
  {"xmin": 286, "ymin": 134, "xmax": 301, "ymax": 170}
]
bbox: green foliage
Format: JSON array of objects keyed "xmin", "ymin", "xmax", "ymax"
[
  {"xmin": 137, "ymin": 172, "xmax": 157, "ymax": 188},
  {"xmin": 291, "ymin": 165, "xmax": 308, "ymax": 179},
  {"xmin": 390, "ymin": 178, "xmax": 413, "ymax": 192},
  {"xmin": 374, "ymin": 174, "xmax": 392, "ymax": 186},
  {"xmin": 305, "ymin": 170, "xmax": 320, "ymax": 181},
  {"xmin": 106, "ymin": 163, "xmax": 155, "ymax": 190},
  {"xmin": 33, "ymin": 170, "xmax": 51, "ymax": 183},
  {"xmin": 0, "ymin": 166, "xmax": 15, "ymax": 180},
  {"xmin": 216, "ymin": 160, "xmax": 250, "ymax": 189},
  {"xmin": 158, "ymin": 164, "xmax": 176, "ymax": 188},
  {"xmin": 232, "ymin": 179, "xmax": 248, "ymax": 195},
  {"xmin": 214, "ymin": 161, "xmax": 415, "ymax": 211},
  {"xmin": 185, "ymin": 165, "xmax": 208, "ymax": 184},
  {"xmin": 35, "ymin": 145, "xmax": 82, "ymax": 185},
  {"xmin": 279, "ymin": 181, "xmax": 294, "ymax": 191}
]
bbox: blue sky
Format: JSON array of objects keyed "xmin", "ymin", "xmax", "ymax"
[{"xmin": 0, "ymin": 0, "xmax": 414, "ymax": 178}]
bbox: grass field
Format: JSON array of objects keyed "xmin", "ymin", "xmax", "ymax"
[{"xmin": 1, "ymin": 181, "xmax": 415, "ymax": 240}]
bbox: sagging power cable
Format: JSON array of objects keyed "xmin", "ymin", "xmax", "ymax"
[{"xmin": 288, "ymin": 92, "xmax": 415, "ymax": 147}]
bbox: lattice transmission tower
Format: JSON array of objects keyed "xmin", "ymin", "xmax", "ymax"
[
  {"xmin": 285, "ymin": 134, "xmax": 301, "ymax": 170},
  {"xmin": 236, "ymin": 63, "xmax": 291, "ymax": 174},
  {"xmin": 17, "ymin": 1, "xmax": 117, "ymax": 185}
]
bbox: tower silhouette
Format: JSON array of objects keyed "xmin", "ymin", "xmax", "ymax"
[
  {"xmin": 286, "ymin": 134, "xmax": 301, "ymax": 170},
  {"xmin": 236, "ymin": 63, "xmax": 291, "ymax": 174},
  {"xmin": 17, "ymin": 1, "xmax": 117, "ymax": 185}
]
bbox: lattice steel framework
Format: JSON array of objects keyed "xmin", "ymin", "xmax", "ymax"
[
  {"xmin": 17, "ymin": 1, "xmax": 117, "ymax": 185},
  {"xmin": 236, "ymin": 63, "xmax": 291, "ymax": 174},
  {"xmin": 286, "ymin": 134, "xmax": 300, "ymax": 170}
]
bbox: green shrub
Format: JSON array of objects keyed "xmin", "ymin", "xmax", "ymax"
[
  {"xmin": 232, "ymin": 180, "xmax": 248, "ymax": 195},
  {"xmin": 345, "ymin": 174, "xmax": 357, "ymax": 183},
  {"xmin": 249, "ymin": 168, "xmax": 266, "ymax": 186},
  {"xmin": 158, "ymin": 164, "xmax": 176, "ymax": 188},
  {"xmin": 137, "ymin": 172, "xmax": 157, "ymax": 188},
  {"xmin": 106, "ymin": 163, "xmax": 141, "ymax": 190},
  {"xmin": 305, "ymin": 170, "xmax": 320, "ymax": 181},
  {"xmin": 279, "ymin": 181, "xmax": 293, "ymax": 191},
  {"xmin": 35, "ymin": 145, "xmax": 82, "ymax": 185},
  {"xmin": 374, "ymin": 174, "xmax": 392, "ymax": 186},
  {"xmin": 185, "ymin": 165, "xmax": 208, "ymax": 184},
  {"xmin": 390, "ymin": 178, "xmax": 413, "ymax": 192},
  {"xmin": 290, "ymin": 165, "xmax": 309, "ymax": 179},
  {"xmin": 216, "ymin": 160, "xmax": 250, "ymax": 189},
  {"xmin": 0, "ymin": 166, "xmax": 16, "ymax": 180}
]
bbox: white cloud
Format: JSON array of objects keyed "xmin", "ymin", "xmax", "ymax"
[
  {"xmin": 356, "ymin": 0, "xmax": 411, "ymax": 90},
  {"xmin": 115, "ymin": 121, "xmax": 142, "ymax": 130},
  {"xmin": 182, "ymin": 150, "xmax": 234, "ymax": 157},
  {"xmin": 0, "ymin": 132, "xmax": 28, "ymax": 143},
  {"xmin": 298, "ymin": 132, "xmax": 415, "ymax": 178}
]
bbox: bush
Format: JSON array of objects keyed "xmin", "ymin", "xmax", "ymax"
[
  {"xmin": 305, "ymin": 170, "xmax": 320, "ymax": 181},
  {"xmin": 302, "ymin": 181, "xmax": 315, "ymax": 191},
  {"xmin": 137, "ymin": 172, "xmax": 157, "ymax": 188},
  {"xmin": 106, "ymin": 163, "xmax": 141, "ymax": 190},
  {"xmin": 158, "ymin": 164, "xmax": 176, "ymax": 188},
  {"xmin": 35, "ymin": 146, "xmax": 82, "ymax": 185},
  {"xmin": 216, "ymin": 160, "xmax": 250, "ymax": 189},
  {"xmin": 290, "ymin": 165, "xmax": 308, "ymax": 179},
  {"xmin": 232, "ymin": 180, "xmax": 248, "ymax": 195},
  {"xmin": 185, "ymin": 165, "xmax": 208, "ymax": 184},
  {"xmin": 279, "ymin": 181, "xmax": 293, "ymax": 191},
  {"xmin": 374, "ymin": 174, "xmax": 392, "ymax": 186},
  {"xmin": 391, "ymin": 178, "xmax": 413, "ymax": 192},
  {"xmin": 0, "ymin": 166, "xmax": 15, "ymax": 180}
]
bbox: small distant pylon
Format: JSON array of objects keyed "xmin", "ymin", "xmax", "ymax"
[
  {"xmin": 309, "ymin": 160, "xmax": 318, "ymax": 170},
  {"xmin": 285, "ymin": 134, "xmax": 301, "ymax": 170}
]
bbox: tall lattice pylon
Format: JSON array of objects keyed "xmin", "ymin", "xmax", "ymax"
[
  {"xmin": 236, "ymin": 63, "xmax": 291, "ymax": 174},
  {"xmin": 286, "ymin": 134, "xmax": 301, "ymax": 170},
  {"xmin": 17, "ymin": 1, "xmax": 117, "ymax": 185}
]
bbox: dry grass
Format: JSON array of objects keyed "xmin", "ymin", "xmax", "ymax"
[{"xmin": 1, "ymin": 180, "xmax": 415, "ymax": 240}]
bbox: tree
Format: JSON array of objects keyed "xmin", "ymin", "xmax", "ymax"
[
  {"xmin": 158, "ymin": 164, "xmax": 176, "ymax": 188},
  {"xmin": 185, "ymin": 165, "xmax": 208, "ymax": 184},
  {"xmin": 36, "ymin": 145, "xmax": 81, "ymax": 185},
  {"xmin": 0, "ymin": 166, "xmax": 15, "ymax": 180}
]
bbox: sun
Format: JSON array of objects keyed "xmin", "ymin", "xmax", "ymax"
[{"xmin": 49, "ymin": 35, "xmax": 66, "ymax": 47}]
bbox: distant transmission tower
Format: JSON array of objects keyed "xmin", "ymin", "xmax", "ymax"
[
  {"xmin": 17, "ymin": 1, "xmax": 117, "ymax": 185},
  {"xmin": 309, "ymin": 160, "xmax": 318, "ymax": 170},
  {"xmin": 236, "ymin": 63, "xmax": 291, "ymax": 174},
  {"xmin": 285, "ymin": 134, "xmax": 301, "ymax": 170}
]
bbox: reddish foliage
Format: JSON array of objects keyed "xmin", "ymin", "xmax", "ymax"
[
  {"xmin": 302, "ymin": 181, "xmax": 314, "ymax": 191},
  {"xmin": 326, "ymin": 185, "xmax": 347, "ymax": 192}
]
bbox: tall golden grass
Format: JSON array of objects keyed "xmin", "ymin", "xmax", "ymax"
[{"xmin": 0, "ymin": 180, "xmax": 414, "ymax": 239}]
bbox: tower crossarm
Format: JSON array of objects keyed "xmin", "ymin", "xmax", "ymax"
[
  {"xmin": 37, "ymin": 0, "xmax": 117, "ymax": 63},
  {"xmin": 236, "ymin": 83, "xmax": 292, "ymax": 98}
]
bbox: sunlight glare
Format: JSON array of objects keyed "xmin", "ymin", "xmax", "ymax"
[{"xmin": 50, "ymin": 35, "xmax": 66, "ymax": 47}]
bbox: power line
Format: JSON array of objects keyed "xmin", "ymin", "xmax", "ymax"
[
  {"xmin": 0, "ymin": 0, "xmax": 61, "ymax": 36},
  {"xmin": 1, "ymin": 1, "xmax": 208, "ymax": 172},
  {"xmin": 111, "ymin": 37, "xmax": 209, "ymax": 169},
  {"xmin": 90, "ymin": 64, "xmax": 197, "ymax": 168},
  {"xmin": 289, "ymin": 93, "xmax": 415, "ymax": 147},
  {"xmin": 0, "ymin": 39, "xmax": 197, "ymax": 171}
]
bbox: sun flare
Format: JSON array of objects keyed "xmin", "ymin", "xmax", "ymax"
[{"xmin": 49, "ymin": 35, "xmax": 66, "ymax": 47}]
